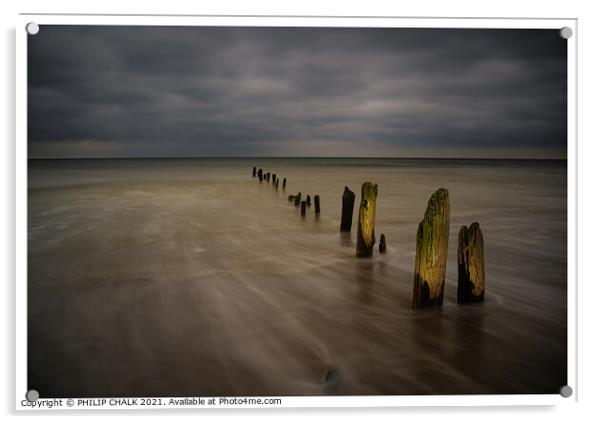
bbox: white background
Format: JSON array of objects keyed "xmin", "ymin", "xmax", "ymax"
[{"xmin": 1, "ymin": 0, "xmax": 600, "ymax": 422}]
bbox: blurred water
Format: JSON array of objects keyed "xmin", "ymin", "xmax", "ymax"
[{"xmin": 28, "ymin": 158, "xmax": 567, "ymax": 397}]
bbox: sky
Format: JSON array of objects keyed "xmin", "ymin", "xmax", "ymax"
[{"xmin": 28, "ymin": 26, "xmax": 567, "ymax": 159}]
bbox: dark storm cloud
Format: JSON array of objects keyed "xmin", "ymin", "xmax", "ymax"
[{"xmin": 28, "ymin": 26, "xmax": 567, "ymax": 158}]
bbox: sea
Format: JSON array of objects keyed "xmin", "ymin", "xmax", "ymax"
[{"xmin": 27, "ymin": 158, "xmax": 568, "ymax": 397}]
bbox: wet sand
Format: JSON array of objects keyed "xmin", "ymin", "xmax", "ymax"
[{"xmin": 27, "ymin": 158, "xmax": 567, "ymax": 397}]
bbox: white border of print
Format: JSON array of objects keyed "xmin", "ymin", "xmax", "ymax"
[{"xmin": 15, "ymin": 14, "xmax": 577, "ymax": 410}]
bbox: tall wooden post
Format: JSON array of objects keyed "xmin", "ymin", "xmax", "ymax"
[
  {"xmin": 283, "ymin": 178, "xmax": 287, "ymax": 190},
  {"xmin": 258, "ymin": 169, "xmax": 263, "ymax": 181},
  {"xmin": 306, "ymin": 194, "xmax": 311, "ymax": 207},
  {"xmin": 457, "ymin": 222, "xmax": 485, "ymax": 303},
  {"xmin": 295, "ymin": 192, "xmax": 302, "ymax": 207},
  {"xmin": 314, "ymin": 195, "xmax": 320, "ymax": 215},
  {"xmin": 356, "ymin": 182, "xmax": 378, "ymax": 258},
  {"xmin": 412, "ymin": 188, "xmax": 450, "ymax": 309},
  {"xmin": 301, "ymin": 201, "xmax": 306, "ymax": 216},
  {"xmin": 275, "ymin": 178, "xmax": 279, "ymax": 189},
  {"xmin": 272, "ymin": 174, "xmax": 276, "ymax": 185},
  {"xmin": 340, "ymin": 186, "xmax": 355, "ymax": 232},
  {"xmin": 253, "ymin": 166, "xmax": 256, "ymax": 177}
]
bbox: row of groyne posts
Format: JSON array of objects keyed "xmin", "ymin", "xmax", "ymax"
[
  {"xmin": 252, "ymin": 167, "xmax": 484, "ymax": 309},
  {"xmin": 253, "ymin": 166, "xmax": 320, "ymax": 217}
]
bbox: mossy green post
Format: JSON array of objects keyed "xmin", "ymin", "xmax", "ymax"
[
  {"xmin": 412, "ymin": 188, "xmax": 450, "ymax": 309},
  {"xmin": 356, "ymin": 182, "xmax": 378, "ymax": 258},
  {"xmin": 457, "ymin": 222, "xmax": 485, "ymax": 303}
]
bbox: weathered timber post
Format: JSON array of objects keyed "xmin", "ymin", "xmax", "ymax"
[
  {"xmin": 301, "ymin": 201, "xmax": 306, "ymax": 216},
  {"xmin": 288, "ymin": 195, "xmax": 295, "ymax": 202},
  {"xmin": 295, "ymin": 192, "xmax": 302, "ymax": 207},
  {"xmin": 379, "ymin": 234, "xmax": 387, "ymax": 254},
  {"xmin": 356, "ymin": 182, "xmax": 378, "ymax": 258},
  {"xmin": 314, "ymin": 195, "xmax": 320, "ymax": 215},
  {"xmin": 282, "ymin": 178, "xmax": 287, "ymax": 190},
  {"xmin": 253, "ymin": 166, "xmax": 256, "ymax": 177},
  {"xmin": 266, "ymin": 172, "xmax": 270, "ymax": 182},
  {"xmin": 272, "ymin": 174, "xmax": 276, "ymax": 185},
  {"xmin": 412, "ymin": 188, "xmax": 450, "ymax": 309},
  {"xmin": 457, "ymin": 222, "xmax": 485, "ymax": 303},
  {"xmin": 276, "ymin": 178, "xmax": 279, "ymax": 189},
  {"xmin": 340, "ymin": 186, "xmax": 355, "ymax": 232},
  {"xmin": 258, "ymin": 169, "xmax": 263, "ymax": 181},
  {"xmin": 306, "ymin": 195, "xmax": 311, "ymax": 207}
]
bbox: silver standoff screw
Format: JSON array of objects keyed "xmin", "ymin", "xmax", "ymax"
[
  {"xmin": 559, "ymin": 26, "xmax": 573, "ymax": 39},
  {"xmin": 26, "ymin": 22, "xmax": 40, "ymax": 35},
  {"xmin": 559, "ymin": 385, "xmax": 573, "ymax": 398},
  {"xmin": 25, "ymin": 389, "xmax": 40, "ymax": 402}
]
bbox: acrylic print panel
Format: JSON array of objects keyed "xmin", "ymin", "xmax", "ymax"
[{"xmin": 23, "ymin": 21, "xmax": 570, "ymax": 403}]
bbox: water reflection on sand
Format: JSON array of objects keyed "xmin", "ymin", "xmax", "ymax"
[{"xmin": 28, "ymin": 158, "xmax": 567, "ymax": 397}]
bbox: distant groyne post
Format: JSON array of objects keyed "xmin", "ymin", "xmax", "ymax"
[
  {"xmin": 379, "ymin": 234, "xmax": 387, "ymax": 254},
  {"xmin": 412, "ymin": 188, "xmax": 450, "ymax": 309},
  {"xmin": 340, "ymin": 186, "xmax": 355, "ymax": 232},
  {"xmin": 272, "ymin": 174, "xmax": 276, "ymax": 185},
  {"xmin": 306, "ymin": 194, "xmax": 311, "ymax": 207},
  {"xmin": 288, "ymin": 194, "xmax": 295, "ymax": 203},
  {"xmin": 314, "ymin": 195, "xmax": 320, "ymax": 215},
  {"xmin": 258, "ymin": 169, "xmax": 263, "ymax": 181},
  {"xmin": 283, "ymin": 178, "xmax": 287, "ymax": 191},
  {"xmin": 457, "ymin": 222, "xmax": 485, "ymax": 303},
  {"xmin": 301, "ymin": 201, "xmax": 307, "ymax": 217},
  {"xmin": 266, "ymin": 172, "xmax": 271, "ymax": 182},
  {"xmin": 276, "ymin": 178, "xmax": 279, "ymax": 189},
  {"xmin": 356, "ymin": 182, "xmax": 378, "ymax": 258},
  {"xmin": 253, "ymin": 166, "xmax": 256, "ymax": 177},
  {"xmin": 295, "ymin": 192, "xmax": 302, "ymax": 207}
]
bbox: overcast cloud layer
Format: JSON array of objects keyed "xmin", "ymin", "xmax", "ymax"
[{"xmin": 28, "ymin": 26, "xmax": 567, "ymax": 158}]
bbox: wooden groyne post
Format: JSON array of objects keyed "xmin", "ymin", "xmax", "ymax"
[
  {"xmin": 266, "ymin": 172, "xmax": 270, "ymax": 182},
  {"xmin": 301, "ymin": 200, "xmax": 307, "ymax": 216},
  {"xmin": 272, "ymin": 174, "xmax": 276, "ymax": 185},
  {"xmin": 379, "ymin": 234, "xmax": 387, "ymax": 254},
  {"xmin": 258, "ymin": 169, "xmax": 263, "ymax": 181},
  {"xmin": 275, "ymin": 178, "xmax": 279, "ymax": 189},
  {"xmin": 306, "ymin": 194, "xmax": 311, "ymax": 207},
  {"xmin": 412, "ymin": 188, "xmax": 450, "ymax": 309},
  {"xmin": 288, "ymin": 195, "xmax": 295, "ymax": 202},
  {"xmin": 253, "ymin": 166, "xmax": 256, "ymax": 177},
  {"xmin": 457, "ymin": 222, "xmax": 485, "ymax": 303},
  {"xmin": 283, "ymin": 178, "xmax": 287, "ymax": 190},
  {"xmin": 295, "ymin": 192, "xmax": 302, "ymax": 207},
  {"xmin": 356, "ymin": 182, "xmax": 378, "ymax": 258},
  {"xmin": 314, "ymin": 195, "xmax": 320, "ymax": 215},
  {"xmin": 340, "ymin": 186, "xmax": 355, "ymax": 232}
]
